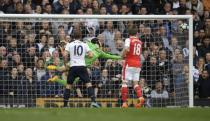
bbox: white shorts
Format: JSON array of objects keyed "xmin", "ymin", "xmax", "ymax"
[{"xmin": 122, "ymin": 65, "xmax": 141, "ymax": 83}]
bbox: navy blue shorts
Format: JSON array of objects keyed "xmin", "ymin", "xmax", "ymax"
[{"xmin": 67, "ymin": 66, "xmax": 90, "ymax": 85}]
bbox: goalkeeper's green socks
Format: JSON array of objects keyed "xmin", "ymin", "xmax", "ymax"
[{"xmin": 56, "ymin": 79, "xmax": 67, "ymax": 86}]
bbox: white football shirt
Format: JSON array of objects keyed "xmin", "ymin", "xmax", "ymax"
[{"xmin": 65, "ymin": 40, "xmax": 91, "ymax": 67}]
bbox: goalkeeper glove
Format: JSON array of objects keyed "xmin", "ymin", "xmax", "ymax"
[{"xmin": 47, "ymin": 65, "xmax": 57, "ymax": 70}]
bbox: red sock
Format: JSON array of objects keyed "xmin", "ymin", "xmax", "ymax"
[
  {"xmin": 121, "ymin": 87, "xmax": 128, "ymax": 102},
  {"xmin": 134, "ymin": 85, "xmax": 142, "ymax": 98}
]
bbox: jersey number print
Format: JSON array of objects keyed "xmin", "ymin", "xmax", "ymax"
[
  {"xmin": 133, "ymin": 43, "xmax": 141, "ymax": 56},
  {"xmin": 74, "ymin": 45, "xmax": 83, "ymax": 56}
]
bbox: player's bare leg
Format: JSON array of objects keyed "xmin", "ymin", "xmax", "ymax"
[
  {"xmin": 76, "ymin": 88, "xmax": 83, "ymax": 98},
  {"xmin": 121, "ymin": 82, "xmax": 128, "ymax": 108},
  {"xmin": 133, "ymin": 81, "xmax": 144, "ymax": 108}
]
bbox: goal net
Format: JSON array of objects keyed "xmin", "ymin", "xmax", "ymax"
[{"xmin": 0, "ymin": 14, "xmax": 193, "ymax": 108}]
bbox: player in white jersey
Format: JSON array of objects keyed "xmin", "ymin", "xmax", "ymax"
[{"xmin": 63, "ymin": 30, "xmax": 100, "ymax": 108}]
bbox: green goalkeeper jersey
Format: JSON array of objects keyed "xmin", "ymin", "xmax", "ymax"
[
  {"xmin": 85, "ymin": 41, "xmax": 121, "ymax": 66},
  {"xmin": 47, "ymin": 41, "xmax": 121, "ymax": 86}
]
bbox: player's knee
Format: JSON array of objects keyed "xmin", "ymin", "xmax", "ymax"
[
  {"xmin": 122, "ymin": 83, "xmax": 128, "ymax": 87},
  {"xmin": 133, "ymin": 81, "xmax": 139, "ymax": 86},
  {"xmin": 66, "ymin": 84, "xmax": 72, "ymax": 89},
  {"xmin": 133, "ymin": 84, "xmax": 140, "ymax": 89},
  {"xmin": 86, "ymin": 82, "xmax": 92, "ymax": 88}
]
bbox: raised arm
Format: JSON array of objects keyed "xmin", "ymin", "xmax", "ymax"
[
  {"xmin": 122, "ymin": 38, "xmax": 130, "ymax": 58},
  {"xmin": 98, "ymin": 48, "xmax": 121, "ymax": 60}
]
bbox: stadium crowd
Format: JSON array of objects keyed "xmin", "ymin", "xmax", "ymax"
[{"xmin": 0, "ymin": 0, "xmax": 210, "ymax": 107}]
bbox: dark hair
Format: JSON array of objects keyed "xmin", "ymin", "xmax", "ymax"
[
  {"xmin": 128, "ymin": 27, "xmax": 138, "ymax": 36},
  {"xmin": 73, "ymin": 30, "xmax": 82, "ymax": 40},
  {"xmin": 91, "ymin": 38, "xmax": 101, "ymax": 47}
]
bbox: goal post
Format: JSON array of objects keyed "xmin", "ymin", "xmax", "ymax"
[{"xmin": 0, "ymin": 14, "xmax": 193, "ymax": 108}]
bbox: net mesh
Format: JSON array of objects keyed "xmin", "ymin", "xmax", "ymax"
[{"xmin": 0, "ymin": 15, "xmax": 190, "ymax": 108}]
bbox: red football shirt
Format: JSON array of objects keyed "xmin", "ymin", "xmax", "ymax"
[{"xmin": 124, "ymin": 36, "xmax": 142, "ymax": 67}]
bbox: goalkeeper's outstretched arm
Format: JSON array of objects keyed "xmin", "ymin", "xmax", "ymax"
[{"xmin": 98, "ymin": 48, "xmax": 121, "ymax": 60}]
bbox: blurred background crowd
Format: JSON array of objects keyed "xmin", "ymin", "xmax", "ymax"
[{"xmin": 0, "ymin": 0, "xmax": 209, "ymax": 107}]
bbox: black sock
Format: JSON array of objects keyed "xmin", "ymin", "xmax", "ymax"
[
  {"xmin": 87, "ymin": 87, "xmax": 96, "ymax": 102},
  {"xmin": 63, "ymin": 89, "xmax": 70, "ymax": 107}
]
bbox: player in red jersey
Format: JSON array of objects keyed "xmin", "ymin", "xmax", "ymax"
[{"xmin": 121, "ymin": 27, "xmax": 144, "ymax": 108}]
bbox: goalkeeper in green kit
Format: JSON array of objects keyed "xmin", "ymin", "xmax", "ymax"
[{"xmin": 47, "ymin": 38, "xmax": 121, "ymax": 86}]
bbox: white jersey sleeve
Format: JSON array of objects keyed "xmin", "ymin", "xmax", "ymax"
[
  {"xmin": 124, "ymin": 38, "xmax": 131, "ymax": 49},
  {"xmin": 85, "ymin": 43, "xmax": 91, "ymax": 52},
  {"xmin": 65, "ymin": 43, "xmax": 71, "ymax": 52}
]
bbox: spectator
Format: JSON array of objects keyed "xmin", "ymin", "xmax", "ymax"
[
  {"xmin": 23, "ymin": 3, "xmax": 33, "ymax": 14},
  {"xmin": 204, "ymin": 19, "xmax": 210, "ymax": 36},
  {"xmin": 15, "ymin": 2, "xmax": 24, "ymax": 14},
  {"xmin": 205, "ymin": 52, "xmax": 210, "ymax": 75},
  {"xmin": 186, "ymin": 0, "xmax": 204, "ymax": 16},
  {"xmin": 17, "ymin": 63, "xmax": 25, "ymax": 78},
  {"xmin": 119, "ymin": 4, "xmax": 130, "ymax": 15},
  {"xmin": 141, "ymin": 56, "xmax": 160, "ymax": 88},
  {"xmin": 195, "ymin": 57, "xmax": 206, "ymax": 74},
  {"xmin": 203, "ymin": 11, "xmax": 210, "ymax": 20},
  {"xmin": 0, "ymin": 46, "xmax": 7, "ymax": 59},
  {"xmin": 114, "ymin": 39, "xmax": 124, "ymax": 55},
  {"xmin": 6, "ymin": 67, "xmax": 22, "ymax": 99},
  {"xmin": 151, "ymin": 81, "xmax": 169, "ymax": 99},
  {"xmin": 42, "ymin": 36, "xmax": 56, "ymax": 55},
  {"xmin": 24, "ymin": 22, "xmax": 35, "ymax": 35},
  {"xmin": 99, "ymin": 69, "xmax": 112, "ymax": 97},
  {"xmin": 160, "ymin": 2, "xmax": 172, "ymax": 15},
  {"xmin": 90, "ymin": 59, "xmax": 101, "ymax": 97},
  {"xmin": 104, "ymin": 59, "xmax": 122, "ymax": 98},
  {"xmin": 111, "ymin": 4, "xmax": 119, "ymax": 14},
  {"xmin": 157, "ymin": 49, "xmax": 173, "ymax": 92},
  {"xmin": 0, "ymin": 59, "xmax": 9, "ymax": 80},
  {"xmin": 173, "ymin": 53, "xmax": 186, "ymax": 85},
  {"xmin": 53, "ymin": 0, "xmax": 64, "ymax": 14},
  {"xmin": 202, "ymin": 0, "xmax": 210, "ymax": 11},
  {"xmin": 36, "ymin": 33, "xmax": 47, "ymax": 56},
  {"xmin": 101, "ymin": 21, "xmax": 115, "ymax": 51},
  {"xmin": 197, "ymin": 36, "xmax": 210, "ymax": 57},
  {"xmin": 6, "ymin": 0, "xmax": 21, "ymax": 13},
  {"xmin": 43, "ymin": 3, "xmax": 53, "ymax": 14},
  {"xmin": 172, "ymin": 0, "xmax": 180, "ymax": 9},
  {"xmin": 83, "ymin": 27, "xmax": 96, "ymax": 42},
  {"xmin": 80, "ymin": 0, "xmax": 89, "ymax": 12},
  {"xmin": 69, "ymin": 0, "xmax": 81, "ymax": 14},
  {"xmin": 138, "ymin": 6, "xmax": 148, "ymax": 15},
  {"xmin": 177, "ymin": 0, "xmax": 188, "ymax": 15},
  {"xmin": 20, "ymin": 68, "xmax": 37, "ymax": 107},
  {"xmin": 99, "ymin": 4, "xmax": 108, "ymax": 15},
  {"xmin": 130, "ymin": 0, "xmax": 141, "ymax": 14},
  {"xmin": 85, "ymin": 8, "xmax": 100, "ymax": 30},
  {"xmin": 34, "ymin": 58, "xmax": 46, "ymax": 81},
  {"xmin": 34, "ymin": 5, "xmax": 42, "ymax": 14},
  {"xmin": 103, "ymin": 0, "xmax": 113, "ymax": 14},
  {"xmin": 92, "ymin": 0, "xmax": 100, "ymax": 14},
  {"xmin": 9, "ymin": 53, "xmax": 22, "ymax": 67},
  {"xmin": 197, "ymin": 70, "xmax": 210, "ymax": 98},
  {"xmin": 22, "ymin": 46, "xmax": 37, "ymax": 68},
  {"xmin": 140, "ymin": 49, "xmax": 149, "ymax": 65},
  {"xmin": 168, "ymin": 36, "xmax": 181, "ymax": 53}
]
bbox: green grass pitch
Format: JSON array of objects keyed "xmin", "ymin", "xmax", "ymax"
[{"xmin": 0, "ymin": 108, "xmax": 210, "ymax": 121}]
